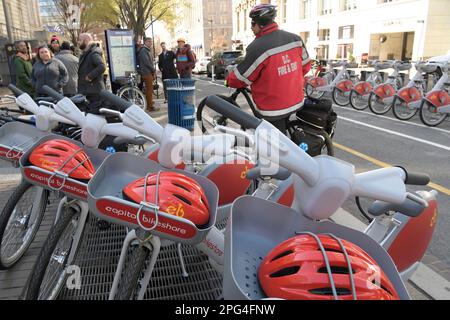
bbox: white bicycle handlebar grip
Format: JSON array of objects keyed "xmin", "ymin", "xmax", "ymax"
[
  {"xmin": 255, "ymin": 121, "xmax": 320, "ymax": 187},
  {"xmin": 122, "ymin": 105, "xmax": 164, "ymax": 142},
  {"xmin": 55, "ymin": 97, "xmax": 87, "ymax": 127},
  {"xmin": 102, "ymin": 123, "xmax": 141, "ymax": 141},
  {"xmin": 353, "ymin": 167, "xmax": 407, "ymax": 204},
  {"xmin": 16, "ymin": 94, "xmax": 40, "ymax": 115}
]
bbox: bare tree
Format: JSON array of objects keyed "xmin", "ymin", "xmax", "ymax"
[{"xmin": 112, "ymin": 0, "xmax": 178, "ymax": 43}]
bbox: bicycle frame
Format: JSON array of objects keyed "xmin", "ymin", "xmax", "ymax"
[
  {"xmin": 396, "ymin": 65, "xmax": 427, "ymax": 110},
  {"xmin": 352, "ymin": 65, "xmax": 387, "ymax": 97},
  {"xmin": 313, "ymin": 61, "xmax": 353, "ymax": 93}
]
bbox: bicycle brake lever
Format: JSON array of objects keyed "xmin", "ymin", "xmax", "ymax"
[
  {"xmin": 406, "ymin": 192, "xmax": 429, "ymax": 208},
  {"xmin": 214, "ymin": 125, "xmax": 255, "ymax": 147},
  {"xmin": 99, "ymin": 108, "xmax": 123, "ymax": 119}
]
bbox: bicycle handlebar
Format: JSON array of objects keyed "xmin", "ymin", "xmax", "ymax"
[
  {"xmin": 8, "ymin": 84, "xmax": 24, "ymax": 97},
  {"xmin": 205, "ymin": 95, "xmax": 262, "ymax": 130},
  {"xmin": 100, "ymin": 90, "xmax": 133, "ymax": 111},
  {"xmin": 42, "ymin": 85, "xmax": 65, "ymax": 101},
  {"xmin": 397, "ymin": 166, "xmax": 430, "ymax": 186}
]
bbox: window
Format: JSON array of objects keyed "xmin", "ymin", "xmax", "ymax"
[
  {"xmin": 319, "ymin": 29, "xmax": 330, "ymax": 41},
  {"xmin": 321, "ymin": 0, "xmax": 333, "ymax": 15},
  {"xmin": 220, "ymin": 1, "xmax": 227, "ymax": 12},
  {"xmin": 237, "ymin": 12, "xmax": 240, "ymax": 32},
  {"xmin": 280, "ymin": 0, "xmax": 287, "ymax": 23},
  {"xmin": 345, "ymin": 0, "xmax": 357, "ymax": 10},
  {"xmin": 337, "ymin": 44, "xmax": 353, "ymax": 59},
  {"xmin": 301, "ymin": 0, "xmax": 312, "ymax": 19},
  {"xmin": 300, "ymin": 31, "xmax": 310, "ymax": 44},
  {"xmin": 317, "ymin": 45, "xmax": 329, "ymax": 60},
  {"xmin": 339, "ymin": 25, "xmax": 354, "ymax": 40}
]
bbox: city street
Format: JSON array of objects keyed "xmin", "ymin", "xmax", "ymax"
[{"xmin": 192, "ymin": 74, "xmax": 450, "ymax": 284}]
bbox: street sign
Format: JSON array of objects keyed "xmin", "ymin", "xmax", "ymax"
[{"xmin": 105, "ymin": 29, "xmax": 136, "ymax": 82}]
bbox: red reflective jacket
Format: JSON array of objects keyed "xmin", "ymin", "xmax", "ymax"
[{"xmin": 227, "ymin": 23, "xmax": 311, "ymax": 118}]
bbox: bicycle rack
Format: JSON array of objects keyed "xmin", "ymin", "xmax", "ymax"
[
  {"xmin": 0, "ymin": 122, "xmax": 48, "ymax": 165},
  {"xmin": 19, "ymin": 134, "xmax": 109, "ymax": 201},
  {"xmin": 87, "ymin": 152, "xmax": 219, "ymax": 245},
  {"xmin": 223, "ymin": 196, "xmax": 410, "ymax": 300}
]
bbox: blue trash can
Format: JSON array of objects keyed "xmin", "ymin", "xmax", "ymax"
[{"xmin": 165, "ymin": 79, "xmax": 196, "ymax": 130}]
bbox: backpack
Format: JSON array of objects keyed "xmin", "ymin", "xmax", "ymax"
[{"xmin": 295, "ymin": 98, "xmax": 337, "ymax": 137}]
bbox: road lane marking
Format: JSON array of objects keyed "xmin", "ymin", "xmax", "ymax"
[
  {"xmin": 335, "ymin": 142, "xmax": 450, "ymax": 197},
  {"xmin": 334, "ymin": 105, "xmax": 450, "ymax": 134},
  {"xmin": 338, "ymin": 116, "xmax": 450, "ymax": 151}
]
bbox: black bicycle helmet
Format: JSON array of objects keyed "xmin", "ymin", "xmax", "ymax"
[{"xmin": 249, "ymin": 4, "xmax": 277, "ymax": 27}]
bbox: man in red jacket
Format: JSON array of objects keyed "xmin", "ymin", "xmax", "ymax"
[{"xmin": 226, "ymin": 4, "xmax": 311, "ymax": 133}]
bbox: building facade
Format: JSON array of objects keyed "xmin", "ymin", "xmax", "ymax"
[
  {"xmin": 233, "ymin": 0, "xmax": 450, "ymax": 61},
  {"xmin": 1, "ymin": 0, "xmax": 42, "ymax": 41},
  {"xmin": 175, "ymin": 0, "xmax": 233, "ymax": 58}
]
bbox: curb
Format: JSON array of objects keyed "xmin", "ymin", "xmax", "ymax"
[{"xmin": 332, "ymin": 208, "xmax": 450, "ymax": 300}]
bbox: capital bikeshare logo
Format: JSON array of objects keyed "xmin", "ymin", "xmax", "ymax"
[
  {"xmin": 24, "ymin": 168, "xmax": 88, "ymax": 199},
  {"xmin": 97, "ymin": 200, "xmax": 197, "ymax": 239}
]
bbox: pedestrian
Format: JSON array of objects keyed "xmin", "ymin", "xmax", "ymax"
[
  {"xmin": 158, "ymin": 42, "xmax": 178, "ymax": 103},
  {"xmin": 13, "ymin": 41, "xmax": 35, "ymax": 97},
  {"xmin": 77, "ymin": 33, "xmax": 106, "ymax": 112},
  {"xmin": 31, "ymin": 45, "xmax": 68, "ymax": 96},
  {"xmin": 175, "ymin": 38, "xmax": 196, "ymax": 79},
  {"xmin": 50, "ymin": 35, "xmax": 60, "ymax": 55},
  {"xmin": 55, "ymin": 41, "xmax": 79, "ymax": 96},
  {"xmin": 137, "ymin": 37, "xmax": 159, "ymax": 112},
  {"xmin": 226, "ymin": 4, "xmax": 311, "ymax": 135}
]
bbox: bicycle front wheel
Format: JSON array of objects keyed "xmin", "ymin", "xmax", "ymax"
[
  {"xmin": 117, "ymin": 86, "xmax": 147, "ymax": 110},
  {"xmin": 368, "ymin": 92, "xmax": 392, "ymax": 115},
  {"xmin": 114, "ymin": 245, "xmax": 150, "ymax": 300},
  {"xmin": 349, "ymin": 90, "xmax": 369, "ymax": 111},
  {"xmin": 419, "ymin": 100, "xmax": 448, "ymax": 127},
  {"xmin": 392, "ymin": 96, "xmax": 418, "ymax": 121},
  {"xmin": 0, "ymin": 182, "xmax": 48, "ymax": 270},
  {"xmin": 25, "ymin": 205, "xmax": 84, "ymax": 300}
]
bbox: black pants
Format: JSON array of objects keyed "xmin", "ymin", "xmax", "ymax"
[{"xmin": 267, "ymin": 117, "xmax": 289, "ymax": 136}]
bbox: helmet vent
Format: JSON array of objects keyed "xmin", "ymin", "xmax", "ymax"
[
  {"xmin": 372, "ymin": 280, "xmax": 393, "ymax": 296},
  {"xmin": 271, "ymin": 250, "xmax": 293, "ymax": 262},
  {"xmin": 173, "ymin": 183, "xmax": 190, "ymax": 192},
  {"xmin": 309, "ymin": 288, "xmax": 352, "ymax": 296},
  {"xmin": 173, "ymin": 194, "xmax": 192, "ymax": 206},
  {"xmin": 269, "ymin": 266, "xmax": 300, "ymax": 278},
  {"xmin": 318, "ymin": 266, "xmax": 354, "ymax": 275}
]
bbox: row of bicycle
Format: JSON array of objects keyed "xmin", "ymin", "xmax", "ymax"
[
  {"xmin": 0, "ymin": 84, "xmax": 439, "ymax": 300},
  {"xmin": 305, "ymin": 58, "xmax": 450, "ymax": 127}
]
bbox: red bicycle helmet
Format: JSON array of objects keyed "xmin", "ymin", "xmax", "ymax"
[
  {"xmin": 29, "ymin": 139, "xmax": 95, "ymax": 181},
  {"xmin": 258, "ymin": 234, "xmax": 399, "ymax": 300},
  {"xmin": 123, "ymin": 172, "xmax": 210, "ymax": 226},
  {"xmin": 249, "ymin": 4, "xmax": 277, "ymax": 26}
]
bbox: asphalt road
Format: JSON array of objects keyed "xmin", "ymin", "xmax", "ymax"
[{"xmin": 192, "ymin": 74, "xmax": 450, "ymax": 281}]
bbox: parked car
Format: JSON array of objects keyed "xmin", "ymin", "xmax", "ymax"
[
  {"xmin": 224, "ymin": 56, "xmax": 245, "ymax": 79},
  {"xmin": 193, "ymin": 57, "xmax": 211, "ymax": 74},
  {"xmin": 207, "ymin": 51, "xmax": 243, "ymax": 78}
]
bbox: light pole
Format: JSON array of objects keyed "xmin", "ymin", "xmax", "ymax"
[{"xmin": 207, "ymin": 18, "xmax": 215, "ymax": 80}]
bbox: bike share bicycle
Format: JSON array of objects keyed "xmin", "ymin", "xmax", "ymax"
[
  {"xmin": 349, "ymin": 60, "xmax": 390, "ymax": 110},
  {"xmin": 419, "ymin": 60, "xmax": 450, "ymax": 127},
  {"xmin": 368, "ymin": 60, "xmax": 411, "ymax": 115},
  {"xmin": 391, "ymin": 61, "xmax": 437, "ymax": 121}
]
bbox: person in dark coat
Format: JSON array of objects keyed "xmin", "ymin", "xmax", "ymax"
[
  {"xmin": 158, "ymin": 42, "xmax": 178, "ymax": 103},
  {"xmin": 13, "ymin": 41, "xmax": 35, "ymax": 97},
  {"xmin": 31, "ymin": 45, "xmax": 68, "ymax": 96},
  {"xmin": 55, "ymin": 41, "xmax": 79, "ymax": 96},
  {"xmin": 77, "ymin": 33, "xmax": 106, "ymax": 111},
  {"xmin": 137, "ymin": 37, "xmax": 158, "ymax": 112}
]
